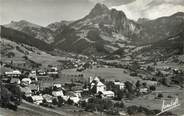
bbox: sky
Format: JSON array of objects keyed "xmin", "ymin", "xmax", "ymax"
[{"xmin": 0, "ymin": 0, "xmax": 184, "ymax": 26}]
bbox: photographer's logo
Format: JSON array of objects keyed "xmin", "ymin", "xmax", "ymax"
[{"xmin": 156, "ymin": 97, "xmax": 180, "ymax": 116}]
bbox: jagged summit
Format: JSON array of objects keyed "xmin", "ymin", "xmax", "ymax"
[{"xmin": 88, "ymin": 3, "xmax": 109, "ymax": 17}]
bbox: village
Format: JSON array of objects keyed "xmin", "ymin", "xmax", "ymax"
[{"xmin": 1, "ymin": 55, "xmax": 184, "ymax": 116}]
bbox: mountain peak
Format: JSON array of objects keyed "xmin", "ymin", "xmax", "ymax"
[
  {"xmin": 94, "ymin": 3, "xmax": 108, "ymax": 9},
  {"xmin": 88, "ymin": 3, "xmax": 109, "ymax": 17}
]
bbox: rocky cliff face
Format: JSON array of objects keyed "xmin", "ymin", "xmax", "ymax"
[{"xmin": 53, "ymin": 3, "xmax": 144, "ymax": 55}]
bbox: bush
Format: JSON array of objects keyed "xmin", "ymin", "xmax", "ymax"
[
  {"xmin": 130, "ymin": 72, "xmax": 138, "ymax": 77},
  {"xmin": 127, "ymin": 106, "xmax": 160, "ymax": 115},
  {"xmin": 85, "ymin": 97, "xmax": 114, "ymax": 112},
  {"xmin": 114, "ymin": 102, "xmax": 125, "ymax": 108},
  {"xmin": 127, "ymin": 106, "xmax": 139, "ymax": 114},
  {"xmin": 67, "ymin": 98, "xmax": 74, "ymax": 105},
  {"xmin": 116, "ymin": 90, "xmax": 125, "ymax": 100},
  {"xmin": 157, "ymin": 93, "xmax": 163, "ymax": 98}
]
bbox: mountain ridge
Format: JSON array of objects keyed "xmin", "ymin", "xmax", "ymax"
[{"xmin": 2, "ymin": 3, "xmax": 184, "ymax": 56}]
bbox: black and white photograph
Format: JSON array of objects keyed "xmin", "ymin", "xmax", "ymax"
[{"xmin": 0, "ymin": 0, "xmax": 184, "ymax": 116}]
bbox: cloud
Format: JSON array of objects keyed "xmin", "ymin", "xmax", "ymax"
[
  {"xmin": 111, "ymin": 0, "xmax": 184, "ymax": 20},
  {"xmin": 163, "ymin": 0, "xmax": 184, "ymax": 5},
  {"xmin": 144, "ymin": 3, "xmax": 184, "ymax": 19},
  {"xmin": 88, "ymin": 0, "xmax": 135, "ymax": 6}
]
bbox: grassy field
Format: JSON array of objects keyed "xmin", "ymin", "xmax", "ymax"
[
  {"xmin": 58, "ymin": 67, "xmax": 141, "ymax": 83},
  {"xmin": 0, "ymin": 38, "xmax": 72, "ymax": 69},
  {"xmin": 0, "ymin": 107, "xmax": 42, "ymax": 116}
]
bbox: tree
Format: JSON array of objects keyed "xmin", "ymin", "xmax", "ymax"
[
  {"xmin": 142, "ymin": 82, "xmax": 147, "ymax": 88},
  {"xmin": 57, "ymin": 96, "xmax": 64, "ymax": 107},
  {"xmin": 1, "ymin": 85, "xmax": 21, "ymax": 110},
  {"xmin": 135, "ymin": 80, "xmax": 141, "ymax": 89},
  {"xmin": 116, "ymin": 90, "xmax": 124, "ymax": 100},
  {"xmin": 7, "ymin": 52, "xmax": 15, "ymax": 58},
  {"xmin": 125, "ymin": 81, "xmax": 134, "ymax": 93},
  {"xmin": 160, "ymin": 77, "xmax": 170, "ymax": 87},
  {"xmin": 150, "ymin": 86, "xmax": 156, "ymax": 91},
  {"xmin": 131, "ymin": 61, "xmax": 140, "ymax": 71},
  {"xmin": 67, "ymin": 98, "xmax": 74, "ymax": 105},
  {"xmin": 157, "ymin": 93, "xmax": 163, "ymax": 98},
  {"xmin": 42, "ymin": 99, "xmax": 47, "ymax": 103},
  {"xmin": 4, "ymin": 84, "xmax": 22, "ymax": 105}
]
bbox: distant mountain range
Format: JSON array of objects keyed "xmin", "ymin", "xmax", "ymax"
[
  {"xmin": 4, "ymin": 20, "xmax": 55, "ymax": 44},
  {"xmin": 1, "ymin": 3, "xmax": 184, "ymax": 56}
]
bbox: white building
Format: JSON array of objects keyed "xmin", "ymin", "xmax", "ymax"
[
  {"xmin": 90, "ymin": 76, "xmax": 106, "ymax": 93},
  {"xmin": 5, "ymin": 70, "xmax": 21, "ymax": 76},
  {"xmin": 48, "ymin": 67, "xmax": 58, "ymax": 75},
  {"xmin": 140, "ymin": 88, "xmax": 148, "ymax": 93},
  {"xmin": 30, "ymin": 95, "xmax": 44, "ymax": 104},
  {"xmin": 114, "ymin": 81, "xmax": 125, "ymax": 90},
  {"xmin": 101, "ymin": 91, "xmax": 114, "ymax": 98},
  {"xmin": 52, "ymin": 90, "xmax": 64, "ymax": 97},
  {"xmin": 10, "ymin": 78, "xmax": 21, "ymax": 84},
  {"xmin": 21, "ymin": 78, "xmax": 32, "ymax": 85},
  {"xmin": 28, "ymin": 71, "xmax": 38, "ymax": 82},
  {"xmin": 53, "ymin": 83, "xmax": 62, "ymax": 88},
  {"xmin": 96, "ymin": 81, "xmax": 106, "ymax": 93}
]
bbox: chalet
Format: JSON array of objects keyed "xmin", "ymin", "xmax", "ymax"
[
  {"xmin": 101, "ymin": 91, "xmax": 114, "ymax": 98},
  {"xmin": 37, "ymin": 69, "xmax": 47, "ymax": 76},
  {"xmin": 52, "ymin": 90, "xmax": 64, "ymax": 97},
  {"xmin": 5, "ymin": 70, "xmax": 21, "ymax": 77},
  {"xmin": 65, "ymin": 91, "xmax": 80, "ymax": 104},
  {"xmin": 114, "ymin": 81, "xmax": 125, "ymax": 90},
  {"xmin": 139, "ymin": 88, "xmax": 148, "ymax": 93},
  {"xmin": 47, "ymin": 67, "xmax": 58, "ymax": 75},
  {"xmin": 29, "ymin": 95, "xmax": 44, "ymax": 104},
  {"xmin": 21, "ymin": 78, "xmax": 32, "ymax": 86},
  {"xmin": 10, "ymin": 78, "xmax": 21, "ymax": 84}
]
